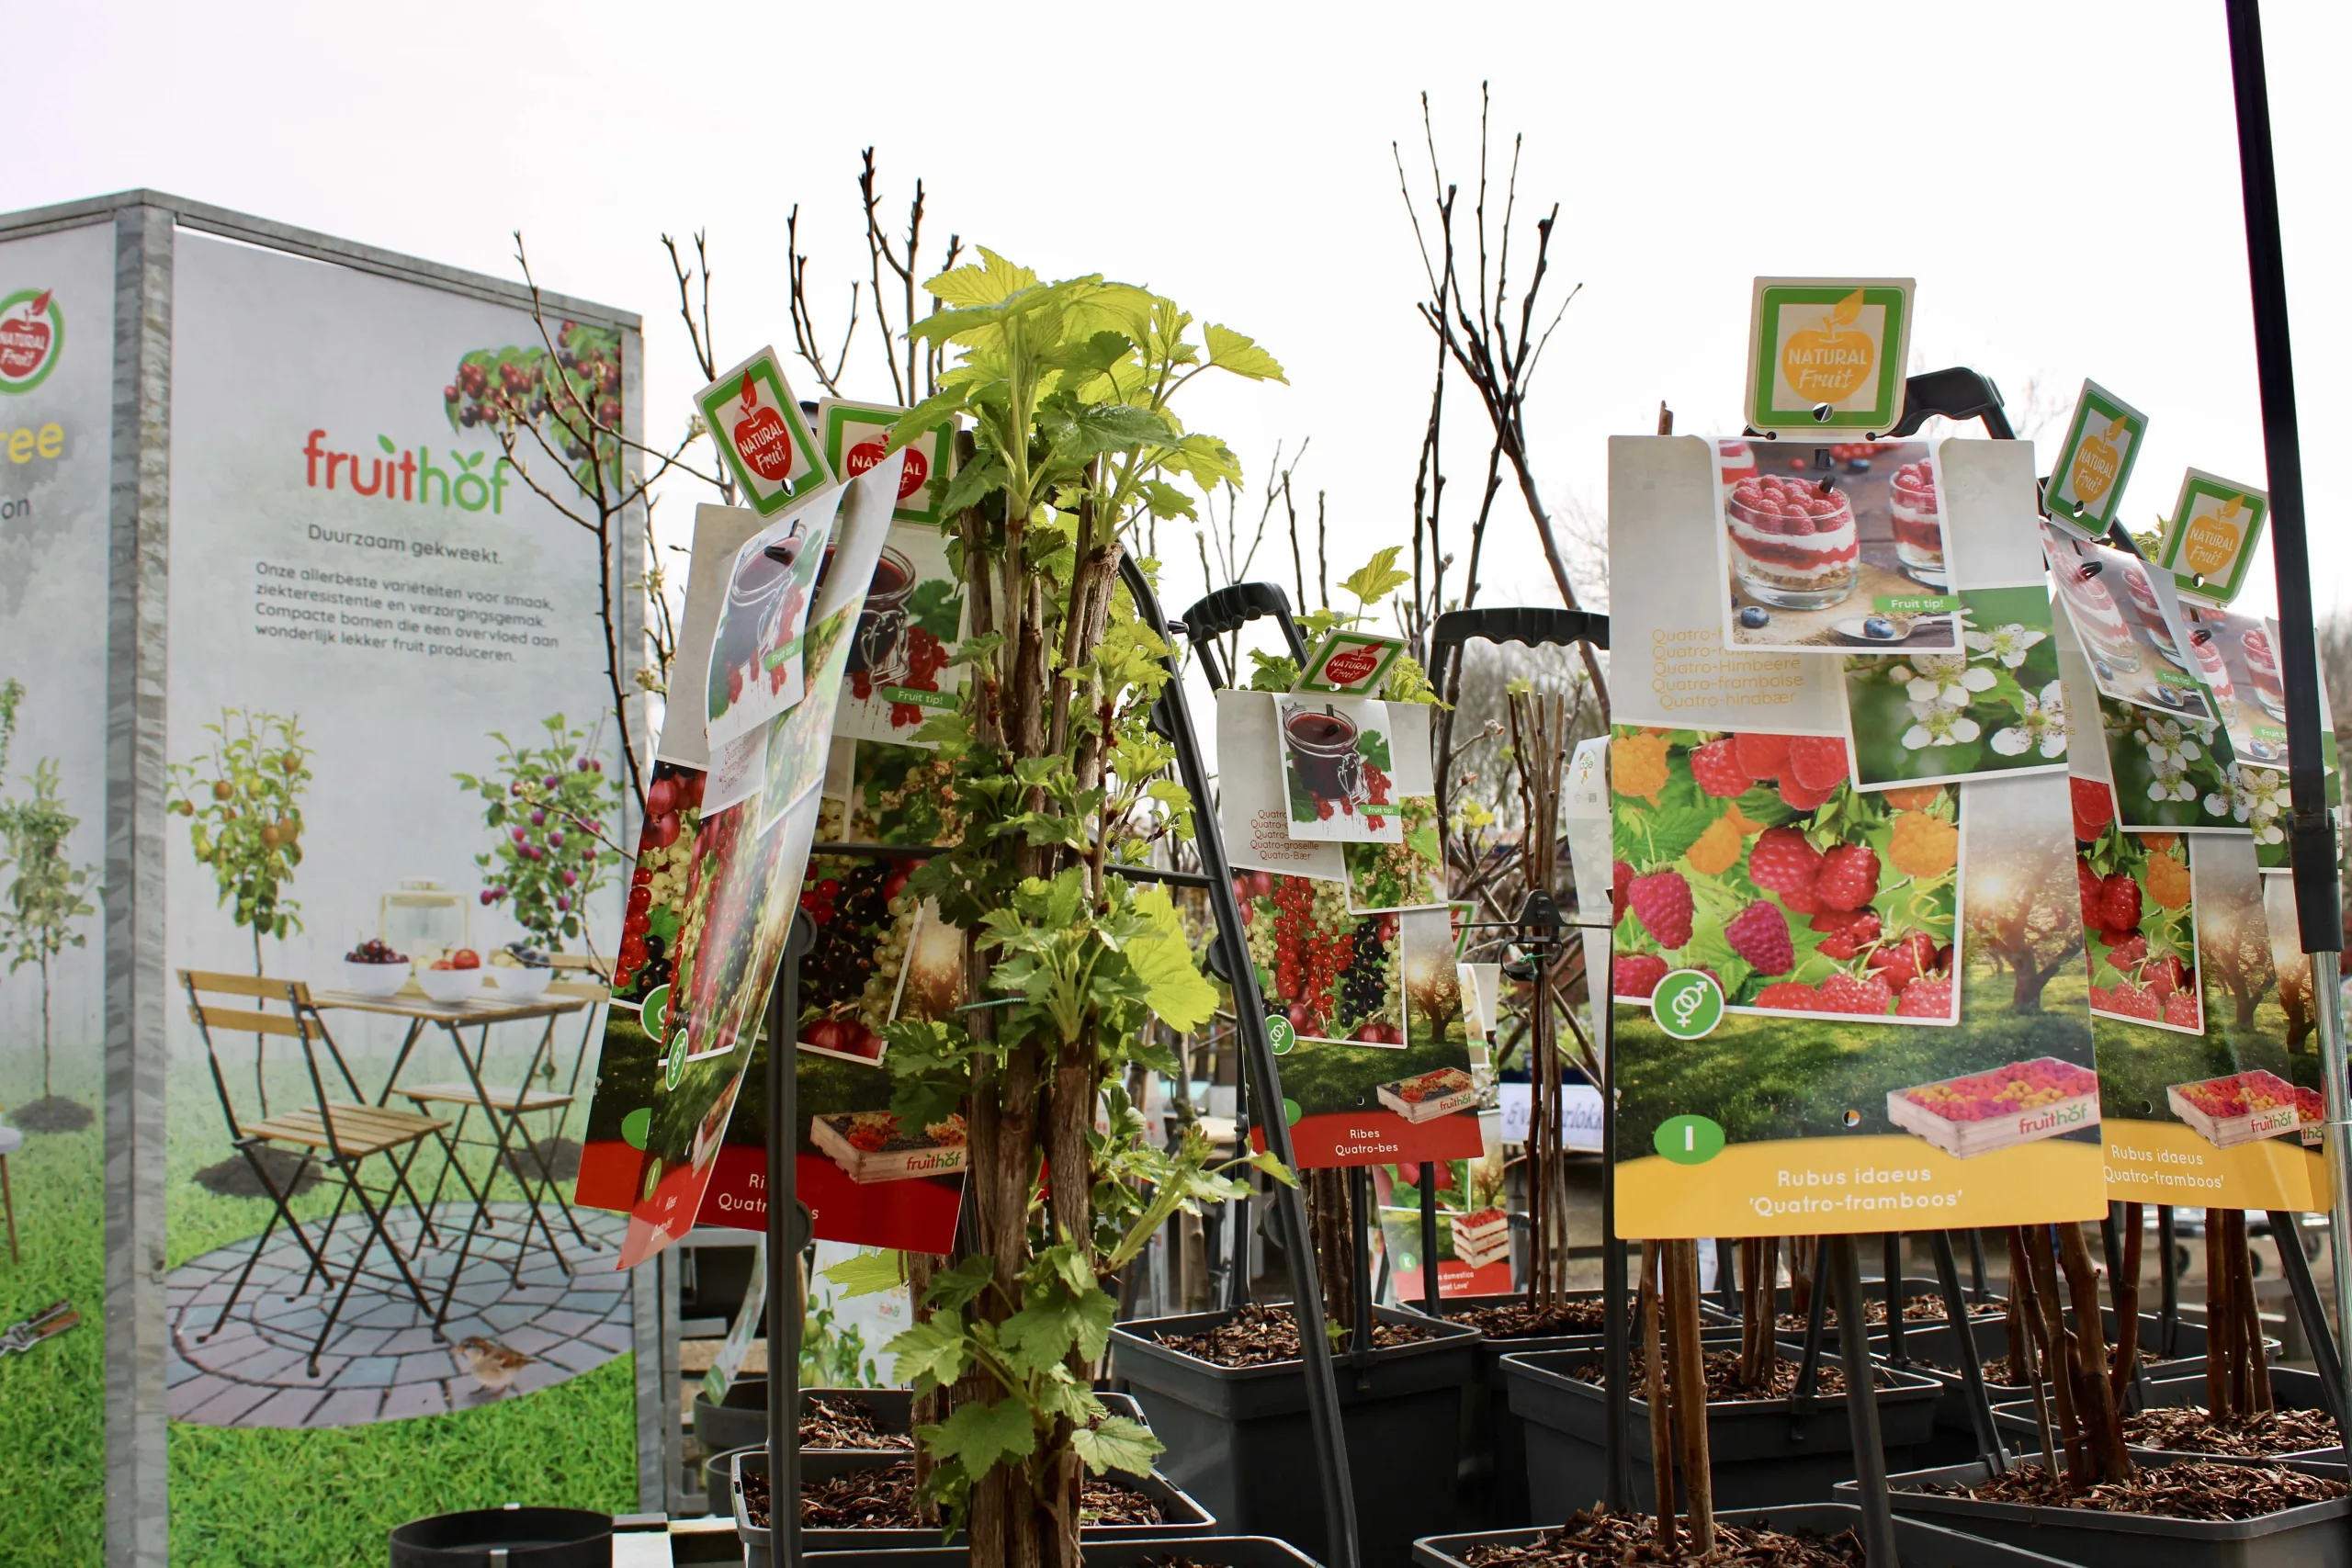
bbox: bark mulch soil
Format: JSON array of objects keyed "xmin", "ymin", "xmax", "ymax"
[
  {"xmin": 1898, "ymin": 1350, "xmax": 2191, "ymax": 1383},
  {"xmin": 1459, "ymin": 1507, "xmax": 1864, "ymax": 1568},
  {"xmin": 741, "ymin": 1461, "xmax": 1166, "ymax": 1530},
  {"xmin": 1921, "ymin": 1461, "xmax": 2346, "ymax": 1520},
  {"xmin": 2120, "ymin": 1406, "xmax": 2342, "ymax": 1457},
  {"xmin": 799, "ymin": 1395, "xmax": 911, "ymax": 1450},
  {"xmin": 1156, "ymin": 1302, "xmax": 1438, "ymax": 1368},
  {"xmin": 1450, "ymin": 1299, "xmax": 1627, "ymax": 1339},
  {"xmin": 1575, "ymin": 1349, "xmax": 1871, "ymax": 1401},
  {"xmin": 1773, "ymin": 1294, "xmax": 2004, "ymax": 1334}
]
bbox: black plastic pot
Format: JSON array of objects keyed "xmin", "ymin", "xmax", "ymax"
[
  {"xmin": 1108, "ymin": 1304, "xmax": 1481, "ymax": 1568},
  {"xmin": 695, "ymin": 1384, "xmax": 1147, "ymax": 1485},
  {"xmin": 1871, "ymin": 1313, "xmax": 2256, "ymax": 1430},
  {"xmin": 1407, "ymin": 1291, "xmax": 1742, "ymax": 1529},
  {"xmin": 1413, "ymin": 1503, "xmax": 2101, "ymax": 1568},
  {"xmin": 389, "ymin": 1506, "xmax": 612, "ymax": 1567},
  {"xmin": 785, "ymin": 1538, "xmax": 1322, "ymax": 1566},
  {"xmin": 1990, "ymin": 1367, "xmax": 2341, "ymax": 1468},
  {"xmin": 729, "ymin": 1446, "xmax": 1213, "ymax": 1564},
  {"xmin": 1844, "ymin": 1456, "xmax": 2351, "ymax": 1568},
  {"xmin": 1499, "ymin": 1346, "xmax": 1943, "ymax": 1516}
]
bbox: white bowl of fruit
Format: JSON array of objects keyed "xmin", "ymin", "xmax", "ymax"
[
  {"xmin": 417, "ymin": 949, "xmax": 485, "ymax": 1004},
  {"xmin": 340, "ymin": 940, "xmax": 411, "ymax": 998},
  {"xmin": 488, "ymin": 942, "xmax": 555, "ymax": 1000}
]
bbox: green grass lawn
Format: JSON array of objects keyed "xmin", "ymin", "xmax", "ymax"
[
  {"xmin": 2095, "ymin": 993, "xmax": 2324, "ymax": 1122},
  {"xmin": 168, "ymin": 1353, "xmax": 637, "ymax": 1568},
  {"xmin": 0, "ymin": 1048, "xmax": 639, "ymax": 1567},
  {"xmin": 0, "ymin": 1078, "xmax": 104, "ymax": 1568},
  {"xmin": 162, "ymin": 1058, "xmax": 637, "ymax": 1567},
  {"xmin": 1615, "ymin": 965, "xmax": 2098, "ymax": 1147}
]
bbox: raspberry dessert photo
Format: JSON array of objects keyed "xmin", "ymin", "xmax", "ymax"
[
  {"xmin": 1724, "ymin": 473, "xmax": 1859, "ymax": 610},
  {"xmin": 1887, "ymin": 458, "xmax": 1945, "ymax": 587},
  {"xmin": 1713, "ymin": 436, "xmax": 1961, "ymax": 654}
]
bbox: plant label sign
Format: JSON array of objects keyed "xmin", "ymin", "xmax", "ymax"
[
  {"xmin": 2156, "ymin": 469, "xmax": 2268, "ymax": 607},
  {"xmin": 576, "ymin": 461, "xmax": 921, "ymax": 1266},
  {"xmin": 2092, "ymin": 830, "xmax": 2331, "ymax": 1210},
  {"xmin": 817, "ymin": 398, "xmax": 955, "ymax": 525},
  {"xmin": 1294, "ymin": 629, "xmax": 1405, "ymax": 697},
  {"xmin": 657, "ymin": 504, "xmax": 771, "ymax": 769},
  {"xmin": 1745, "ymin": 278, "xmax": 1914, "ymax": 434},
  {"xmin": 2044, "ymin": 526, "xmax": 2216, "ymax": 726},
  {"xmin": 2043, "ymin": 380, "xmax": 2147, "ymax": 539},
  {"xmin": 697, "ymin": 347, "xmax": 831, "ymax": 516},
  {"xmin": 1604, "ymin": 438, "xmax": 2106, "ymax": 1239}
]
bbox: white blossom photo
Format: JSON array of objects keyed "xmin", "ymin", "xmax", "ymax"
[{"xmin": 1842, "ymin": 583, "xmax": 2068, "ymax": 789}]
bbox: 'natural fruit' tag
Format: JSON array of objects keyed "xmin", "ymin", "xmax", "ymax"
[
  {"xmin": 816, "ymin": 398, "xmax": 958, "ymax": 526},
  {"xmin": 695, "ymin": 347, "xmax": 831, "ymax": 517},
  {"xmin": 2154, "ymin": 468, "xmax": 2268, "ymax": 606},
  {"xmin": 1294, "ymin": 629, "xmax": 1406, "ymax": 696},
  {"xmin": 1746, "ymin": 278, "xmax": 1914, "ymax": 433},
  {"xmin": 2043, "ymin": 380, "xmax": 2148, "ymax": 538}
]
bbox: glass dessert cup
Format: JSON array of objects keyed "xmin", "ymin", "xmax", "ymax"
[
  {"xmin": 1724, "ymin": 475, "xmax": 1860, "ymax": 612},
  {"xmin": 2190, "ymin": 632, "xmax": 2240, "ymax": 728},
  {"xmin": 2059, "ymin": 567, "xmax": 2143, "ymax": 676},
  {"xmin": 2121, "ymin": 562, "xmax": 2186, "ymax": 666},
  {"xmin": 1888, "ymin": 459, "xmax": 1946, "ymax": 589},
  {"xmin": 1717, "ymin": 440, "xmax": 1757, "ymax": 501},
  {"xmin": 2243, "ymin": 626, "xmax": 2288, "ymax": 720}
]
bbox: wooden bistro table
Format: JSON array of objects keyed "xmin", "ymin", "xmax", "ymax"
[{"xmin": 310, "ymin": 980, "xmax": 602, "ymax": 1323}]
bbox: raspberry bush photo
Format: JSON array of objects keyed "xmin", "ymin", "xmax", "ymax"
[
  {"xmin": 1611, "ymin": 769, "xmax": 2097, "ymax": 1149},
  {"xmin": 1610, "ymin": 725, "xmax": 1962, "ymax": 1025},
  {"xmin": 2074, "ymin": 777, "xmax": 2203, "ymax": 1035}
]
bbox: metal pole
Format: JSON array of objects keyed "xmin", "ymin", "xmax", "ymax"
[
  {"xmin": 1418, "ymin": 1162, "xmax": 1444, "ymax": 1314},
  {"xmin": 765, "ymin": 912, "xmax": 814, "ymax": 1568},
  {"xmin": 2223, "ymin": 0, "xmax": 2352, "ymax": 1450},
  {"xmin": 1123, "ymin": 556, "xmax": 1361, "ymax": 1568},
  {"xmin": 2158, "ymin": 1205, "xmax": 2179, "ymax": 1356},
  {"xmin": 1931, "ymin": 1231, "xmax": 2005, "ymax": 1473},
  {"xmin": 1830, "ymin": 1235, "xmax": 1902, "ymax": 1568},
  {"xmin": 2267, "ymin": 1211, "xmax": 2346, "ymax": 1427},
  {"xmin": 1600, "ymin": 986, "xmax": 1631, "ymax": 1510},
  {"xmin": 1883, "ymin": 1235, "xmax": 1905, "ymax": 1365}
]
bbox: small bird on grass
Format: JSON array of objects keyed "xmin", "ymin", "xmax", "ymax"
[{"xmin": 455, "ymin": 1336, "xmax": 533, "ymax": 1395}]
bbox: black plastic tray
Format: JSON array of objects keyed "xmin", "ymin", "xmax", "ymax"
[
  {"xmin": 1413, "ymin": 1503, "xmax": 2087, "ymax": 1568},
  {"xmin": 1990, "ymin": 1367, "xmax": 2341, "ymax": 1468},
  {"xmin": 1500, "ymin": 1344, "xmax": 1944, "ymax": 1515},
  {"xmin": 799, "ymin": 1537, "xmax": 1323, "ymax": 1567},
  {"xmin": 1109, "ymin": 1304, "xmax": 1481, "ymax": 1568},
  {"xmin": 729, "ymin": 1446, "xmax": 1213, "ymax": 1562},
  {"xmin": 1838, "ymin": 1456, "xmax": 2350, "ymax": 1568},
  {"xmin": 696, "ymin": 1385, "xmax": 1148, "ymax": 1493}
]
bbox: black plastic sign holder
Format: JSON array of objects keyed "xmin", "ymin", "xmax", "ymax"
[{"xmin": 1175, "ymin": 580, "xmax": 1455, "ymax": 1336}]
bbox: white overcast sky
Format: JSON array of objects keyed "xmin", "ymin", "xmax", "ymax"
[{"xmin": 22, "ymin": 0, "xmax": 2352, "ymax": 637}]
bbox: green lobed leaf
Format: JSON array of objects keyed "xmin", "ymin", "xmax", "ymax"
[
  {"xmin": 820, "ymin": 1250, "xmax": 906, "ymax": 1300},
  {"xmin": 1071, "ymin": 1416, "xmax": 1163, "ymax": 1479},
  {"xmin": 922, "ymin": 1397, "xmax": 1037, "ymax": 1480}
]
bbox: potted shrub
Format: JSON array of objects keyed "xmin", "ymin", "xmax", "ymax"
[
  {"xmin": 1850, "ymin": 1218, "xmax": 2348, "ymax": 1568},
  {"xmin": 1109, "ymin": 557, "xmax": 1487, "ymax": 1568},
  {"xmin": 725, "ymin": 252, "xmax": 1300, "ymax": 1568}
]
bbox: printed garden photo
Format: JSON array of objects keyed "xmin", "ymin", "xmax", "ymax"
[
  {"xmin": 1613, "ymin": 771, "xmax": 2095, "ymax": 1150},
  {"xmin": 2090, "ymin": 833, "xmax": 2324, "ymax": 1135}
]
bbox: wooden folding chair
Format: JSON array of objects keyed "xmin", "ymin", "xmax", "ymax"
[
  {"xmin": 181, "ymin": 970, "xmax": 469, "ymax": 1373},
  {"xmin": 0, "ymin": 1104, "xmax": 19, "ymax": 1265}
]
